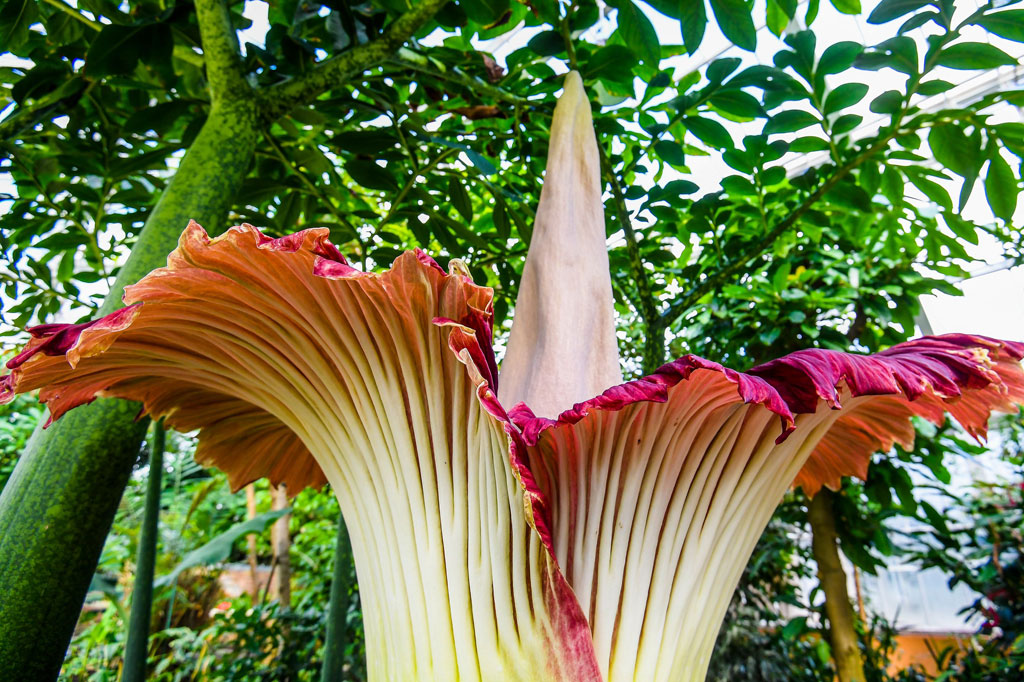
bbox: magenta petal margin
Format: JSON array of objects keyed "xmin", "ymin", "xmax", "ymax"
[{"xmin": 3, "ymin": 225, "xmax": 1023, "ymax": 681}]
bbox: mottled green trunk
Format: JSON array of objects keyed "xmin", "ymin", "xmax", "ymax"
[{"xmin": 0, "ymin": 100, "xmax": 259, "ymax": 681}]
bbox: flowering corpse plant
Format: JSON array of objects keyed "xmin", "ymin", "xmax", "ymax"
[{"xmin": 3, "ymin": 74, "xmax": 1024, "ymax": 681}]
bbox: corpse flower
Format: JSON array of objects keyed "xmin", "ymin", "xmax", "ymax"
[{"xmin": 3, "ymin": 73, "xmax": 1024, "ymax": 682}]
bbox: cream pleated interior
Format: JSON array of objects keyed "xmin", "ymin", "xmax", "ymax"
[{"xmin": 526, "ymin": 376, "xmax": 856, "ymax": 682}]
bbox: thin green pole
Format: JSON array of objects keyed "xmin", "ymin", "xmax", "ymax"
[
  {"xmin": 320, "ymin": 515, "xmax": 354, "ymax": 682},
  {"xmin": 121, "ymin": 420, "xmax": 166, "ymax": 682}
]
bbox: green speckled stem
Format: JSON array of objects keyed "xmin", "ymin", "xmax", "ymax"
[{"xmin": 0, "ymin": 101, "xmax": 258, "ymax": 681}]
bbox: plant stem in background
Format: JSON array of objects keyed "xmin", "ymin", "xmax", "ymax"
[
  {"xmin": 246, "ymin": 484, "xmax": 259, "ymax": 587},
  {"xmin": 321, "ymin": 515, "xmax": 355, "ymax": 682},
  {"xmin": 272, "ymin": 483, "xmax": 292, "ymax": 608},
  {"xmin": 122, "ymin": 420, "xmax": 166, "ymax": 682},
  {"xmin": 809, "ymin": 490, "xmax": 867, "ymax": 682}
]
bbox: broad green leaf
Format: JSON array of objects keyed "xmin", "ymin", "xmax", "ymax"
[
  {"xmin": 527, "ymin": 30, "xmax": 564, "ymax": 57},
  {"xmin": 654, "ymin": 140, "xmax": 686, "ymax": 167},
  {"xmin": 610, "ymin": 0, "xmax": 661, "ymax": 66},
  {"xmin": 817, "ymin": 41, "xmax": 862, "ymax": 75},
  {"xmin": 972, "ymin": 10, "xmax": 1024, "ymax": 43},
  {"xmin": 869, "ymin": 90, "xmax": 903, "ymax": 114},
  {"xmin": 85, "ymin": 25, "xmax": 146, "ymax": 76},
  {"xmin": 706, "ymin": 57, "xmax": 743, "ymax": 84},
  {"xmin": 829, "ymin": 0, "xmax": 860, "ymax": 15},
  {"xmin": 935, "ymin": 43, "xmax": 1018, "ymax": 70},
  {"xmin": 461, "ymin": 0, "xmax": 511, "ymax": 25},
  {"xmin": 585, "ymin": 44, "xmax": 637, "ymax": 83},
  {"xmin": 763, "ymin": 109, "xmax": 819, "ymax": 134},
  {"xmin": 916, "ymin": 79, "xmax": 954, "ymax": 96},
  {"xmin": 0, "ymin": 0, "xmax": 38, "ymax": 52},
  {"xmin": 684, "ymin": 116, "xmax": 734, "ymax": 148},
  {"xmin": 766, "ymin": 0, "xmax": 790, "ymax": 36},
  {"xmin": 154, "ymin": 510, "xmax": 290, "ymax": 589},
  {"xmin": 709, "ymin": 0, "xmax": 756, "ymax": 51},
  {"xmin": 789, "ymin": 136, "xmax": 830, "ymax": 152},
  {"xmin": 855, "ymin": 36, "xmax": 918, "ymax": 75},
  {"xmin": 985, "ymin": 152, "xmax": 1018, "ymax": 221},
  {"xmin": 823, "ymin": 82, "xmax": 868, "ymax": 114},
  {"xmin": 347, "ymin": 160, "xmax": 399, "ymax": 191},
  {"xmin": 906, "ymin": 169, "xmax": 952, "ymax": 211},
  {"xmin": 680, "ymin": 0, "xmax": 708, "ymax": 54},
  {"xmin": 867, "ymin": 0, "xmax": 932, "ymax": 24},
  {"xmin": 710, "ymin": 90, "xmax": 764, "ymax": 118},
  {"xmin": 449, "ymin": 177, "xmax": 473, "ymax": 223},
  {"xmin": 492, "ymin": 200, "xmax": 510, "ymax": 241},
  {"xmin": 928, "ymin": 124, "xmax": 979, "ymax": 179}
]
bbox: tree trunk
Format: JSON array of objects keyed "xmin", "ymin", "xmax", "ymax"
[
  {"xmin": 272, "ymin": 483, "xmax": 292, "ymax": 608},
  {"xmin": 808, "ymin": 490, "xmax": 867, "ymax": 682},
  {"xmin": 321, "ymin": 515, "xmax": 355, "ymax": 682},
  {"xmin": 246, "ymin": 484, "xmax": 259, "ymax": 588},
  {"xmin": 0, "ymin": 99, "xmax": 259, "ymax": 681}
]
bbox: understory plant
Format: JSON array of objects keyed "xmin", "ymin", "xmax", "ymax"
[{"xmin": 4, "ymin": 74, "xmax": 1023, "ymax": 682}]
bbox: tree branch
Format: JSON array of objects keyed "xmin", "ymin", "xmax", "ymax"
[
  {"xmin": 194, "ymin": 0, "xmax": 249, "ymax": 104},
  {"xmin": 389, "ymin": 50, "xmax": 530, "ymax": 107},
  {"xmin": 599, "ymin": 143, "xmax": 665, "ymax": 373},
  {"xmin": 661, "ymin": 134, "xmax": 896, "ymax": 327},
  {"xmin": 42, "ymin": 0, "xmax": 101, "ymax": 30},
  {"xmin": 258, "ymin": 0, "xmax": 448, "ymax": 121}
]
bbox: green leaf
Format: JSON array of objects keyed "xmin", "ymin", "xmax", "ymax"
[
  {"xmin": 610, "ymin": 0, "xmax": 661, "ymax": 66},
  {"xmin": 346, "ymin": 160, "xmax": 399, "ymax": 191},
  {"xmin": 829, "ymin": 0, "xmax": 860, "ymax": 15},
  {"xmin": 772, "ymin": 262, "xmax": 791, "ymax": 292},
  {"xmin": 869, "ymin": 89, "xmax": 903, "ymax": 114},
  {"xmin": 867, "ymin": 0, "xmax": 932, "ymax": 24},
  {"xmin": 928, "ymin": 124, "xmax": 979, "ymax": 179},
  {"xmin": 0, "ymin": 0, "xmax": 38, "ymax": 52},
  {"xmin": 709, "ymin": 0, "xmax": 756, "ymax": 51},
  {"xmin": 680, "ymin": 0, "xmax": 707, "ymax": 54},
  {"xmin": 985, "ymin": 152, "xmax": 1018, "ymax": 221},
  {"xmin": 789, "ymin": 136, "xmax": 830, "ymax": 152},
  {"xmin": 935, "ymin": 43, "xmax": 1018, "ymax": 70},
  {"xmin": 527, "ymin": 30, "xmax": 564, "ymax": 57},
  {"xmin": 85, "ymin": 25, "xmax": 146, "ymax": 76},
  {"xmin": 706, "ymin": 57, "xmax": 742, "ymax": 84},
  {"xmin": 492, "ymin": 200, "xmax": 510, "ymax": 241},
  {"xmin": 823, "ymin": 82, "xmax": 868, "ymax": 114},
  {"xmin": 817, "ymin": 41, "xmax": 862, "ymax": 75},
  {"xmin": 585, "ymin": 45, "xmax": 637, "ymax": 83},
  {"xmin": 766, "ymin": 0, "xmax": 790, "ymax": 36},
  {"xmin": 906, "ymin": 169, "xmax": 952, "ymax": 211},
  {"xmin": 782, "ymin": 617, "xmax": 807, "ymax": 641},
  {"xmin": 972, "ymin": 10, "xmax": 1024, "ymax": 43},
  {"xmin": 855, "ymin": 36, "xmax": 918, "ymax": 75},
  {"xmin": 154, "ymin": 510, "xmax": 290, "ymax": 589},
  {"xmin": 685, "ymin": 116, "xmax": 734, "ymax": 149},
  {"xmin": 763, "ymin": 109, "xmax": 819, "ymax": 134},
  {"xmin": 709, "ymin": 89, "xmax": 764, "ymax": 118},
  {"xmin": 449, "ymin": 177, "xmax": 473, "ymax": 222},
  {"xmin": 916, "ymin": 79, "xmax": 954, "ymax": 96},
  {"xmin": 654, "ymin": 140, "xmax": 686, "ymax": 167},
  {"xmin": 833, "ymin": 113, "xmax": 861, "ymax": 134},
  {"xmin": 461, "ymin": 0, "xmax": 511, "ymax": 24}
]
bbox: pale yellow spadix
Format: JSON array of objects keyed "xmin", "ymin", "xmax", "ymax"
[{"xmin": 498, "ymin": 71, "xmax": 623, "ymax": 417}]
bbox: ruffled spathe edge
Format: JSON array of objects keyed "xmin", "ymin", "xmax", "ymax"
[{"xmin": 6, "ymin": 228, "xmax": 1024, "ymax": 502}]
